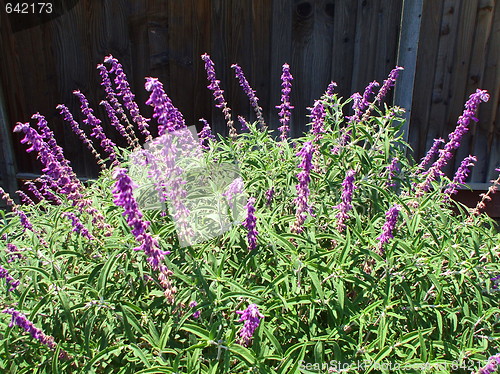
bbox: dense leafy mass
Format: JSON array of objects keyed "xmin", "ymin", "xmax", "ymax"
[{"xmin": 0, "ymin": 55, "xmax": 498, "ymax": 374}]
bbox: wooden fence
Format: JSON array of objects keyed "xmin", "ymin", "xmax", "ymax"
[{"xmin": 0, "ymin": 0, "xmax": 498, "ymax": 192}]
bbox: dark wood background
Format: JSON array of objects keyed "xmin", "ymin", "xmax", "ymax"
[{"xmin": 0, "ymin": 0, "xmax": 498, "ymax": 192}]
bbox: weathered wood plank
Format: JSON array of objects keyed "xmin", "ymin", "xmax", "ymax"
[
  {"xmin": 269, "ymin": 0, "xmax": 293, "ymax": 133},
  {"xmin": 408, "ymin": 0, "xmax": 444, "ymax": 159}
]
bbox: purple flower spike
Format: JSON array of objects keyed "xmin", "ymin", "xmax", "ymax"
[
  {"xmin": 443, "ymin": 155, "xmax": 476, "ymax": 201},
  {"xmin": 309, "ymin": 100, "xmax": 326, "ymax": 142},
  {"xmin": 145, "ymin": 77, "xmax": 185, "ymax": 135},
  {"xmin": 16, "ymin": 190, "xmax": 34, "ymax": 205},
  {"xmin": 377, "ymin": 204, "xmax": 401, "ymax": 252},
  {"xmin": 6, "ymin": 243, "xmax": 24, "ymax": 263},
  {"xmin": 62, "ymin": 212, "xmax": 94, "ymax": 240},
  {"xmin": 223, "ymin": 177, "xmax": 244, "ymax": 211},
  {"xmin": 112, "ymin": 168, "xmax": 170, "ymax": 271},
  {"xmin": 236, "ymin": 303, "xmax": 264, "ymax": 347},
  {"xmin": 74, "ymin": 90, "xmax": 118, "ymax": 163},
  {"xmin": 238, "ymin": 116, "xmax": 249, "ymax": 132},
  {"xmin": 198, "ymin": 119, "xmax": 215, "ymax": 150},
  {"xmin": 418, "ymin": 89, "xmax": 489, "ymax": 194},
  {"xmin": 477, "ymin": 353, "xmax": 500, "ymax": 374},
  {"xmin": 292, "ymin": 141, "xmax": 314, "ymax": 233},
  {"xmin": 2, "ymin": 308, "xmax": 69, "ymax": 359},
  {"xmin": 202, "ymin": 54, "xmax": 236, "ymax": 138},
  {"xmin": 335, "ymin": 170, "xmax": 356, "ymax": 232},
  {"xmin": 276, "ymin": 63, "xmax": 294, "ymax": 141},
  {"xmin": 265, "ymin": 187, "xmax": 274, "ymax": 206},
  {"xmin": 361, "ymin": 81, "xmax": 380, "ymax": 110},
  {"xmin": 375, "ymin": 67, "xmax": 404, "ymax": 104},
  {"xmin": 0, "ymin": 265, "xmax": 20, "ymax": 291},
  {"xmin": 231, "ymin": 64, "xmax": 266, "ymax": 128},
  {"xmin": 417, "ymin": 138, "xmax": 445, "ymax": 172},
  {"xmin": 104, "ymin": 55, "xmax": 151, "ymax": 140},
  {"xmin": 242, "ymin": 197, "xmax": 258, "ymax": 250},
  {"xmin": 386, "ymin": 157, "xmax": 400, "ymax": 187},
  {"xmin": 325, "ymin": 81, "xmax": 337, "ymax": 97}
]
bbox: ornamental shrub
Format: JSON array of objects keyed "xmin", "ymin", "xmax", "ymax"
[{"xmin": 0, "ymin": 54, "xmax": 498, "ymax": 374}]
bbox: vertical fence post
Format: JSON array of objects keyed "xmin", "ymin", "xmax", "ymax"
[
  {"xmin": 0, "ymin": 79, "xmax": 18, "ymax": 196},
  {"xmin": 394, "ymin": 0, "xmax": 424, "ymax": 143}
]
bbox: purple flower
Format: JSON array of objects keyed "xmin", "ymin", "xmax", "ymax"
[
  {"xmin": 325, "ymin": 81, "xmax": 337, "ymax": 97},
  {"xmin": 223, "ymin": 177, "xmax": 245, "ymax": 211},
  {"xmin": 32, "ymin": 113, "xmax": 68, "ymax": 166},
  {"xmin": 335, "ymin": 170, "xmax": 356, "ymax": 232},
  {"xmin": 443, "ymin": 155, "xmax": 476, "ymax": 200},
  {"xmin": 62, "ymin": 212, "xmax": 94, "ymax": 240},
  {"xmin": 145, "ymin": 77, "xmax": 185, "ymax": 135},
  {"xmin": 309, "ymin": 100, "xmax": 326, "ymax": 142},
  {"xmin": 418, "ymin": 89, "xmax": 489, "ymax": 194},
  {"xmin": 231, "ymin": 64, "xmax": 265, "ymax": 128},
  {"xmin": 477, "ymin": 353, "xmax": 500, "ymax": 374},
  {"xmin": 189, "ymin": 301, "xmax": 201, "ymax": 318},
  {"xmin": 57, "ymin": 104, "xmax": 104, "ymax": 165},
  {"xmin": 0, "ymin": 265, "xmax": 20, "ymax": 291},
  {"xmin": 6, "ymin": 243, "xmax": 24, "ymax": 263},
  {"xmin": 377, "ymin": 204, "xmax": 401, "ymax": 251},
  {"xmin": 236, "ymin": 303, "xmax": 264, "ymax": 346},
  {"xmin": 417, "ymin": 138, "xmax": 445, "ymax": 172},
  {"xmin": 276, "ymin": 63, "xmax": 294, "ymax": 141},
  {"xmin": 361, "ymin": 81, "xmax": 380, "ymax": 110},
  {"xmin": 104, "ymin": 55, "xmax": 151, "ymax": 140},
  {"xmin": 198, "ymin": 119, "xmax": 215, "ymax": 150},
  {"xmin": 292, "ymin": 141, "xmax": 314, "ymax": 233},
  {"xmin": 491, "ymin": 274, "xmax": 500, "ymax": 290},
  {"xmin": 386, "ymin": 157, "xmax": 400, "ymax": 187},
  {"xmin": 16, "ymin": 190, "xmax": 34, "ymax": 205},
  {"xmin": 24, "ymin": 180, "xmax": 44, "ymax": 202},
  {"xmin": 100, "ymin": 100, "xmax": 135, "ymax": 147},
  {"xmin": 242, "ymin": 197, "xmax": 258, "ymax": 250},
  {"xmin": 374, "ymin": 67, "xmax": 404, "ymax": 104},
  {"xmin": 112, "ymin": 168, "xmax": 170, "ymax": 270},
  {"xmin": 74, "ymin": 90, "xmax": 118, "ymax": 163},
  {"xmin": 0, "ymin": 187, "xmax": 34, "ymax": 232},
  {"xmin": 201, "ymin": 54, "xmax": 236, "ymax": 138},
  {"xmin": 238, "ymin": 115, "xmax": 249, "ymax": 132},
  {"xmin": 265, "ymin": 187, "xmax": 274, "ymax": 206},
  {"xmin": 2, "ymin": 308, "xmax": 68, "ymax": 359}
]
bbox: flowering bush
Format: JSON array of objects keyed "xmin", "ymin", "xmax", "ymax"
[{"xmin": 0, "ymin": 54, "xmax": 499, "ymax": 374}]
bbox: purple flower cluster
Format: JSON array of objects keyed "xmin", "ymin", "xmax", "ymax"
[
  {"xmin": 236, "ymin": 303, "xmax": 264, "ymax": 346},
  {"xmin": 276, "ymin": 63, "xmax": 294, "ymax": 141},
  {"xmin": 62, "ymin": 212, "xmax": 94, "ymax": 240},
  {"xmin": 189, "ymin": 301, "xmax": 201, "ymax": 319},
  {"xmin": 309, "ymin": 100, "xmax": 326, "ymax": 142},
  {"xmin": 112, "ymin": 168, "xmax": 170, "ymax": 269},
  {"xmin": 74, "ymin": 90, "xmax": 118, "ymax": 164},
  {"xmin": 145, "ymin": 77, "xmax": 185, "ymax": 135},
  {"xmin": 0, "ymin": 187, "xmax": 34, "ymax": 233},
  {"xmin": 238, "ymin": 115, "xmax": 249, "ymax": 132},
  {"xmin": 6, "ymin": 243, "xmax": 24, "ymax": 263},
  {"xmin": 477, "ymin": 353, "xmax": 500, "ymax": 374},
  {"xmin": 0, "ymin": 265, "xmax": 20, "ymax": 291},
  {"xmin": 491, "ymin": 274, "xmax": 500, "ymax": 290},
  {"xmin": 2, "ymin": 308, "xmax": 68, "ymax": 359},
  {"xmin": 33, "ymin": 113, "xmax": 67, "ymax": 166},
  {"xmin": 386, "ymin": 157, "xmax": 400, "ymax": 187},
  {"xmin": 201, "ymin": 54, "xmax": 236, "ymax": 138},
  {"xmin": 265, "ymin": 187, "xmax": 274, "ymax": 206},
  {"xmin": 242, "ymin": 197, "xmax": 258, "ymax": 250},
  {"xmin": 375, "ymin": 67, "xmax": 404, "ymax": 104},
  {"xmin": 231, "ymin": 64, "xmax": 265, "ymax": 128},
  {"xmin": 361, "ymin": 81, "xmax": 380, "ymax": 110},
  {"xmin": 335, "ymin": 170, "xmax": 356, "ymax": 232},
  {"xmin": 417, "ymin": 138, "xmax": 445, "ymax": 172},
  {"xmin": 325, "ymin": 81, "xmax": 337, "ymax": 98},
  {"xmin": 377, "ymin": 204, "xmax": 401, "ymax": 251},
  {"xmin": 443, "ymin": 155, "xmax": 476, "ymax": 200},
  {"xmin": 57, "ymin": 104, "xmax": 103, "ymax": 166},
  {"xmin": 418, "ymin": 89, "xmax": 489, "ymax": 194},
  {"xmin": 104, "ymin": 55, "xmax": 151, "ymax": 140},
  {"xmin": 198, "ymin": 119, "xmax": 215, "ymax": 150},
  {"xmin": 223, "ymin": 177, "xmax": 244, "ymax": 211},
  {"xmin": 16, "ymin": 190, "xmax": 34, "ymax": 205},
  {"xmin": 292, "ymin": 141, "xmax": 314, "ymax": 233}
]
